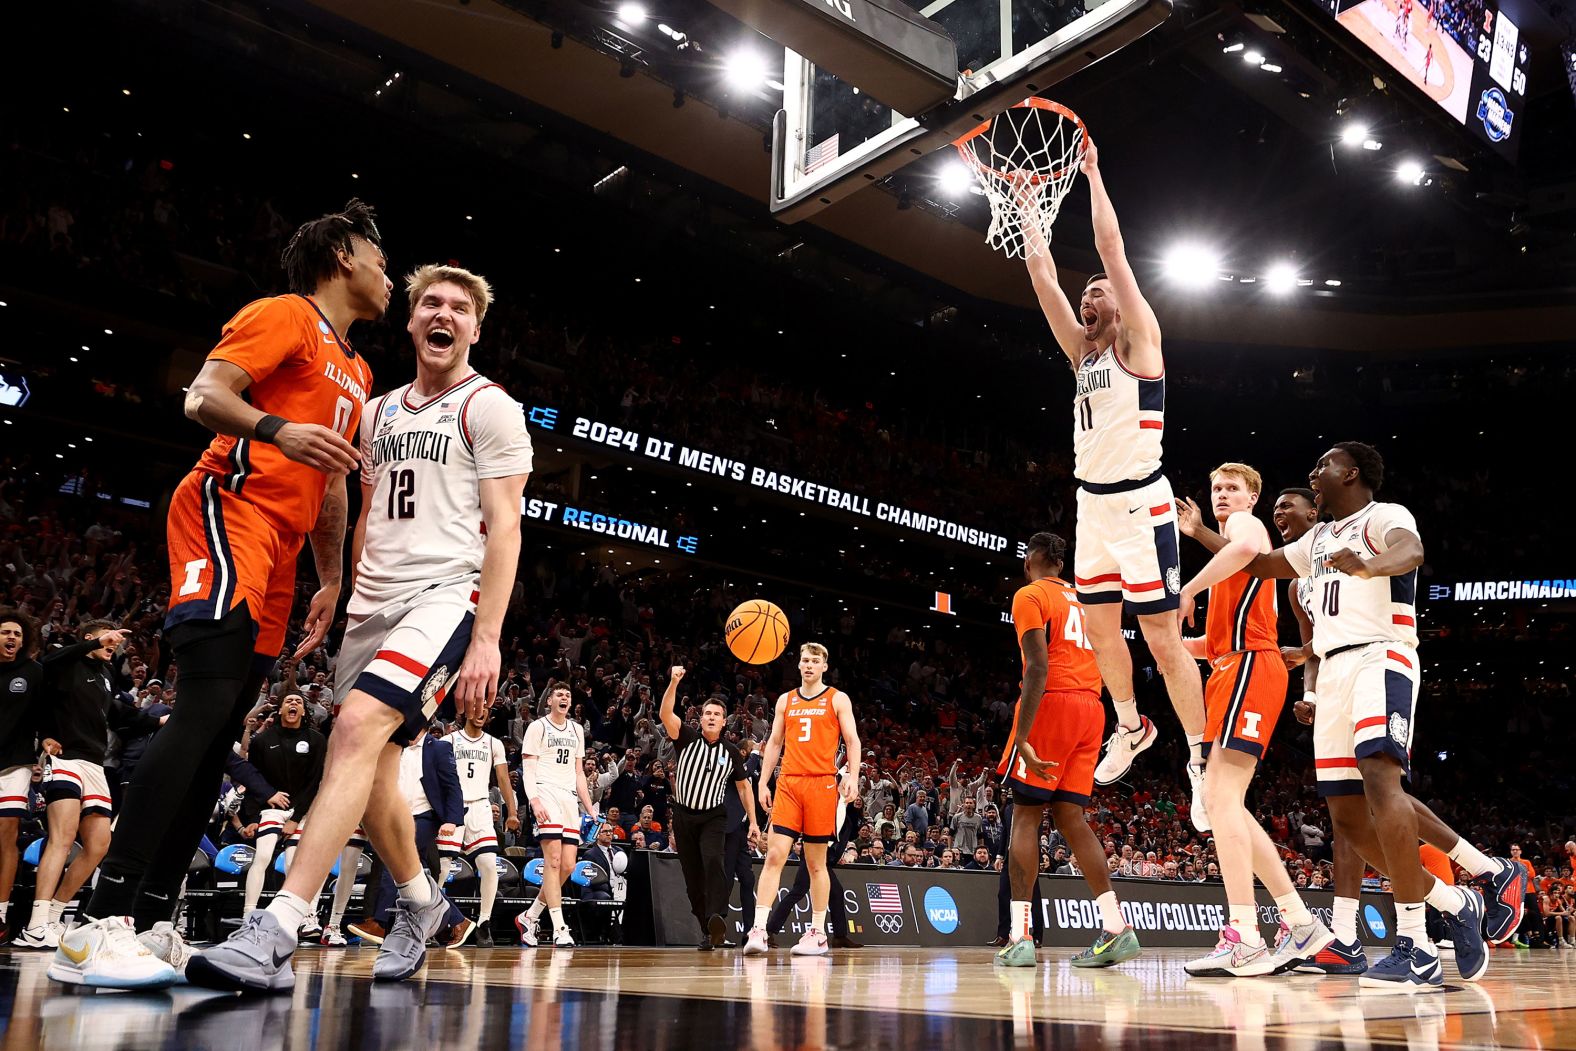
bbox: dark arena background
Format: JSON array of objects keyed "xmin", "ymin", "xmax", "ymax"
[{"xmin": 2, "ymin": 1, "xmax": 1575, "ymax": 1049}]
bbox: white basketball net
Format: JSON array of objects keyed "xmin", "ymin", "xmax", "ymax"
[{"xmin": 953, "ymin": 99, "xmax": 1087, "ymax": 260}]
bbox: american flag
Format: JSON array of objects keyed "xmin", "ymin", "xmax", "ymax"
[
  {"xmin": 803, "ymin": 134, "xmax": 840, "ymax": 175},
  {"xmin": 866, "ymin": 883, "xmax": 902, "ymax": 914}
]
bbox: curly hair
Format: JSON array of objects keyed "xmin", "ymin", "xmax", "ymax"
[
  {"xmin": 1025, "ymin": 531, "xmax": 1068, "ymax": 566},
  {"xmin": 0, "ymin": 607, "xmax": 39, "ymax": 657},
  {"xmin": 281, "ymin": 199, "xmax": 383, "ymax": 294}
]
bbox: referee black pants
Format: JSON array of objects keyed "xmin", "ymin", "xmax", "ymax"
[{"xmin": 673, "ymin": 805, "xmax": 729, "ymax": 928}]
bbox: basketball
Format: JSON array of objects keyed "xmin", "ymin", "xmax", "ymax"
[{"xmin": 725, "ymin": 599, "xmax": 790, "ymax": 664}]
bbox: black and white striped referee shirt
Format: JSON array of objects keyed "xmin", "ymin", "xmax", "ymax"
[{"xmin": 671, "ymin": 724, "xmax": 746, "ymax": 812}]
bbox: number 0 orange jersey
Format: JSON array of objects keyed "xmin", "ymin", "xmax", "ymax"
[
  {"xmin": 779, "ymin": 686, "xmax": 842, "ymax": 776},
  {"xmin": 1011, "ymin": 577, "xmax": 1102, "ymax": 696},
  {"xmin": 194, "ymin": 294, "xmax": 374, "ymax": 535}
]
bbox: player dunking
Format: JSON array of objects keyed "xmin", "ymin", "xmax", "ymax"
[
  {"xmin": 1175, "ymin": 464, "xmax": 1333, "ymax": 976},
  {"xmin": 1018, "ymin": 138, "xmax": 1209, "ymax": 827},
  {"xmin": 54, "ymin": 202, "xmax": 385, "ymax": 989},
  {"xmin": 442, "ymin": 709, "xmax": 518, "ymax": 947},
  {"xmin": 745, "ymin": 643, "xmax": 861, "ymax": 957},
  {"xmin": 1242, "ymin": 443, "xmax": 1489, "ymax": 990},
  {"xmin": 994, "ymin": 532, "xmax": 1139, "ymax": 969},
  {"xmin": 190, "ymin": 264, "xmax": 532, "ymax": 991},
  {"xmin": 514, "ymin": 682, "xmax": 597, "ymax": 948},
  {"xmin": 1179, "ymin": 486, "xmax": 1528, "ymax": 973}
]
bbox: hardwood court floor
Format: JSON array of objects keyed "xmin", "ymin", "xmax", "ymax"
[{"xmin": 3, "ymin": 943, "xmax": 1575, "ymax": 1050}]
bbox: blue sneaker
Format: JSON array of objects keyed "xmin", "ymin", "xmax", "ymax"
[
  {"xmin": 1443, "ymin": 887, "xmax": 1488, "ymax": 982},
  {"xmin": 1293, "ymin": 938, "xmax": 1368, "ymax": 975},
  {"xmin": 1358, "ymin": 937, "xmax": 1443, "ymax": 992},
  {"xmin": 1475, "ymin": 859, "xmax": 1528, "ymax": 944}
]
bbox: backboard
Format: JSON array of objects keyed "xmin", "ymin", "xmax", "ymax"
[{"xmin": 771, "ymin": 0, "xmax": 1171, "ymax": 221}]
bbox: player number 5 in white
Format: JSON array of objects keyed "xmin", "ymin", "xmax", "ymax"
[{"xmin": 179, "ymin": 558, "xmax": 208, "ymax": 597}]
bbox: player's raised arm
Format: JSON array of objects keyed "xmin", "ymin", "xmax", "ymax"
[
  {"xmin": 658, "ymin": 666, "xmax": 685, "ymax": 740},
  {"xmin": 1082, "ymin": 140, "xmax": 1161, "ymax": 375},
  {"xmin": 1015, "ymin": 177, "xmax": 1092, "ymax": 365},
  {"xmin": 833, "ymin": 693, "xmax": 861, "ymax": 803},
  {"xmin": 1179, "ymin": 512, "xmax": 1271, "ymax": 624}
]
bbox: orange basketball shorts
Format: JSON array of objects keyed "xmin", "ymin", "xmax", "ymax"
[
  {"xmin": 996, "ymin": 690, "xmax": 1105, "ymax": 805},
  {"xmin": 771, "ymin": 773, "xmax": 839, "ymax": 843},
  {"xmin": 1203, "ymin": 649, "xmax": 1289, "ymax": 762},
  {"xmin": 164, "ymin": 471, "xmax": 304, "ymax": 657}
]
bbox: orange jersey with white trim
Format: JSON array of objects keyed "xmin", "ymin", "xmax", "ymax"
[
  {"xmin": 1011, "ymin": 577, "xmax": 1102, "ymax": 695},
  {"xmin": 1205, "ymin": 569, "xmax": 1279, "ymax": 659},
  {"xmin": 779, "ymin": 686, "xmax": 842, "ymax": 776},
  {"xmin": 193, "ymin": 294, "xmax": 373, "ymax": 535}
]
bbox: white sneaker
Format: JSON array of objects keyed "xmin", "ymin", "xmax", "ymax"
[
  {"xmin": 47, "ymin": 916, "xmax": 178, "ymax": 989},
  {"xmin": 514, "ymin": 912, "xmax": 540, "ymax": 947},
  {"xmin": 552, "ymin": 928, "xmax": 576, "ymax": 949},
  {"xmin": 1093, "ymin": 718, "xmax": 1158, "ymax": 785},
  {"xmin": 138, "ymin": 921, "xmax": 194, "ymax": 983},
  {"xmin": 320, "ymin": 923, "xmax": 348, "ymax": 947},
  {"xmin": 791, "ymin": 928, "xmax": 830, "ymax": 956},
  {"xmin": 1186, "ymin": 763, "xmax": 1210, "ymax": 832},
  {"xmin": 742, "ymin": 926, "xmax": 770, "ymax": 956},
  {"xmin": 1184, "ymin": 926, "xmax": 1276, "ymax": 977},
  {"xmin": 16, "ymin": 921, "xmax": 63, "ymax": 949}
]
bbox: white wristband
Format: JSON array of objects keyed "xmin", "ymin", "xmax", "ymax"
[{"xmin": 1302, "ymin": 692, "xmax": 1318, "ymax": 705}]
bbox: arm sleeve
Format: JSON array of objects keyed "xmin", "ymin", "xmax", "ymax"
[
  {"xmin": 1283, "ymin": 529, "xmax": 1316, "ymax": 578},
  {"xmin": 207, "ymin": 298, "xmax": 300, "ymax": 384},
  {"xmin": 42, "ymin": 639, "xmax": 101, "ymax": 670},
  {"xmin": 463, "ymin": 386, "xmax": 534, "ymax": 479}
]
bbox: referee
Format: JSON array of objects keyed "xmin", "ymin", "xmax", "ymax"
[{"xmin": 659, "ymin": 667, "xmax": 759, "ymax": 950}]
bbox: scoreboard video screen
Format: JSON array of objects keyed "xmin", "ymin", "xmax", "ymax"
[{"xmin": 1314, "ymin": 0, "xmax": 1535, "ymax": 160}]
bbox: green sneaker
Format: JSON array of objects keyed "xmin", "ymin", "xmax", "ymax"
[
  {"xmin": 1070, "ymin": 926, "xmax": 1140, "ymax": 968},
  {"xmin": 994, "ymin": 937, "xmax": 1037, "ymax": 968}
]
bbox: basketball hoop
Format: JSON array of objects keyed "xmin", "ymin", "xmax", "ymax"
[{"xmin": 952, "ymin": 98, "xmax": 1087, "ymax": 259}]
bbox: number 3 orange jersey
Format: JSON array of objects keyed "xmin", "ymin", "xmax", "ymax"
[
  {"xmin": 779, "ymin": 686, "xmax": 843, "ymax": 776},
  {"xmin": 193, "ymin": 294, "xmax": 374, "ymax": 535},
  {"xmin": 1011, "ymin": 577, "xmax": 1103, "ymax": 695}
]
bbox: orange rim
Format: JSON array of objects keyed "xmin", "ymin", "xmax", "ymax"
[{"xmin": 952, "ymin": 97, "xmax": 1087, "ymax": 185}]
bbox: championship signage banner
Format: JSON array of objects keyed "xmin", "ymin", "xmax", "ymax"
[
  {"xmin": 521, "ymin": 496, "xmax": 699, "ymax": 554},
  {"xmin": 1426, "ymin": 578, "xmax": 1576, "ymax": 602},
  {"xmin": 643, "ymin": 857, "xmax": 1397, "ymax": 948},
  {"xmin": 527, "ymin": 405, "xmax": 1010, "ymax": 555}
]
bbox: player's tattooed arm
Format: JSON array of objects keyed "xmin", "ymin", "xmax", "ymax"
[{"xmin": 293, "ymin": 476, "xmax": 346, "ymax": 660}]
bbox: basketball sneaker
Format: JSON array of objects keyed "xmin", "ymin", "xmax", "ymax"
[
  {"xmin": 994, "ymin": 936, "xmax": 1036, "ymax": 968},
  {"xmin": 1185, "ymin": 926, "xmax": 1276, "ymax": 977},
  {"xmin": 791, "ymin": 928, "xmax": 830, "ymax": 956},
  {"xmin": 1093, "ymin": 718, "xmax": 1157, "ymax": 785},
  {"xmin": 45, "ymin": 916, "xmax": 177, "ymax": 989},
  {"xmin": 741, "ymin": 926, "xmax": 770, "ymax": 955},
  {"xmin": 1070, "ymin": 926, "xmax": 1140, "ymax": 968},
  {"xmin": 1359, "ymin": 936, "xmax": 1443, "ymax": 992},
  {"xmin": 514, "ymin": 913, "xmax": 540, "ymax": 947},
  {"xmin": 298, "ymin": 918, "xmax": 323, "ymax": 943},
  {"xmin": 184, "ymin": 910, "xmax": 298, "ymax": 993},
  {"xmin": 138, "ymin": 921, "xmax": 194, "ymax": 984},
  {"xmin": 445, "ymin": 918, "xmax": 476, "ymax": 948},
  {"xmin": 476, "ymin": 920, "xmax": 494, "ymax": 947},
  {"xmin": 1442, "ymin": 887, "xmax": 1488, "ymax": 982},
  {"xmin": 1475, "ymin": 858, "xmax": 1528, "ymax": 944},
  {"xmin": 373, "ymin": 874, "xmax": 452, "ymax": 982},
  {"xmin": 16, "ymin": 921, "xmax": 63, "ymax": 949},
  {"xmin": 1269, "ymin": 918, "xmax": 1336, "ymax": 974},
  {"xmin": 1294, "ymin": 938, "xmax": 1368, "ymax": 975},
  {"xmin": 347, "ymin": 918, "xmax": 386, "ymax": 945},
  {"xmin": 320, "ymin": 924, "xmax": 348, "ymax": 947},
  {"xmin": 1186, "ymin": 763, "xmax": 1210, "ymax": 832},
  {"xmin": 551, "ymin": 928, "xmax": 576, "ymax": 950}
]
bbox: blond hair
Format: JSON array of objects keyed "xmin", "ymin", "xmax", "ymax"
[
  {"xmin": 800, "ymin": 642, "xmax": 829, "ymax": 662},
  {"xmin": 405, "ymin": 263, "xmax": 493, "ymax": 323},
  {"xmin": 1210, "ymin": 461, "xmax": 1263, "ymax": 498}
]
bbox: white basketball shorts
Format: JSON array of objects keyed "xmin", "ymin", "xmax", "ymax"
[
  {"xmin": 533, "ymin": 783, "xmax": 582, "ymax": 844},
  {"xmin": 1313, "ymin": 641, "xmax": 1421, "ymax": 797},
  {"xmin": 1074, "ymin": 471, "xmax": 1182, "ymax": 615},
  {"xmin": 0, "ymin": 764, "xmax": 32, "ymax": 819},
  {"xmin": 42, "ymin": 757, "xmax": 113, "ymax": 818},
  {"xmin": 439, "ymin": 799, "xmax": 500, "ymax": 858}
]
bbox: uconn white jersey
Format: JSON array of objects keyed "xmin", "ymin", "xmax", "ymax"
[
  {"xmin": 1295, "ymin": 576, "xmax": 1315, "ymax": 624},
  {"xmin": 1284, "ymin": 501, "xmax": 1419, "ymax": 657},
  {"xmin": 521, "ymin": 716, "xmax": 584, "ymax": 792},
  {"xmin": 1073, "ymin": 345, "xmax": 1164, "ymax": 485},
  {"xmin": 350, "ymin": 373, "xmax": 533, "ymax": 614},
  {"xmin": 443, "ymin": 729, "xmax": 507, "ymax": 804}
]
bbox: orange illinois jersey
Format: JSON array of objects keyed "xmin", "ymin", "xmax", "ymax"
[
  {"xmin": 1204, "ymin": 568, "xmax": 1278, "ymax": 659},
  {"xmin": 193, "ymin": 294, "xmax": 374, "ymax": 535},
  {"xmin": 780, "ymin": 686, "xmax": 842, "ymax": 776},
  {"xmin": 1011, "ymin": 577, "xmax": 1102, "ymax": 695}
]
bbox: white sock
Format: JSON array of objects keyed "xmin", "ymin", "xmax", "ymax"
[
  {"xmin": 1274, "ymin": 891, "xmax": 1314, "ymax": 929},
  {"xmin": 1396, "ymin": 901, "xmax": 1429, "ymax": 949},
  {"xmin": 1112, "ymin": 698, "xmax": 1141, "ymax": 732},
  {"xmin": 48, "ymin": 900, "xmax": 67, "ymax": 925},
  {"xmin": 549, "ymin": 906, "xmax": 566, "ymax": 933},
  {"xmin": 28, "ymin": 899, "xmax": 50, "ymax": 930},
  {"xmin": 1446, "ymin": 839, "xmax": 1496, "ymax": 879},
  {"xmin": 266, "ymin": 890, "xmax": 314, "ymax": 934},
  {"xmin": 479, "ymin": 857, "xmax": 500, "ymax": 920},
  {"xmin": 1096, "ymin": 891, "xmax": 1125, "ymax": 935},
  {"xmin": 0, "ymin": 902, "xmax": 8, "ymax": 922},
  {"xmin": 1423, "ymin": 877, "xmax": 1468, "ymax": 915},
  {"xmin": 1186, "ymin": 734, "xmax": 1204, "ymax": 767},
  {"xmin": 1011, "ymin": 900, "xmax": 1033, "ymax": 941},
  {"xmin": 439, "ymin": 857, "xmax": 456, "ymax": 887},
  {"xmin": 1229, "ymin": 904, "xmax": 1263, "ymax": 946},
  {"xmin": 1333, "ymin": 896, "xmax": 1359, "ymax": 944},
  {"xmin": 396, "ymin": 872, "xmax": 433, "ymax": 906},
  {"xmin": 753, "ymin": 906, "xmax": 770, "ymax": 930},
  {"xmin": 526, "ymin": 897, "xmax": 546, "ymax": 921},
  {"xmin": 329, "ymin": 846, "xmax": 363, "ymax": 926}
]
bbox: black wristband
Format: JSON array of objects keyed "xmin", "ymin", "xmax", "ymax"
[{"xmin": 254, "ymin": 414, "xmax": 288, "ymax": 444}]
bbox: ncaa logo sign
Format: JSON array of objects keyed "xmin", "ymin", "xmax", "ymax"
[
  {"xmin": 923, "ymin": 886, "xmax": 959, "ymax": 934},
  {"xmin": 1364, "ymin": 904, "xmax": 1388, "ymax": 939}
]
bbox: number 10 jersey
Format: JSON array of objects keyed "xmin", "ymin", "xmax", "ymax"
[{"xmin": 351, "ymin": 372, "xmax": 533, "ymax": 615}]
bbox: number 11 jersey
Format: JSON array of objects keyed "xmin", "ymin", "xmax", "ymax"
[{"xmin": 351, "ymin": 372, "xmax": 533, "ymax": 614}]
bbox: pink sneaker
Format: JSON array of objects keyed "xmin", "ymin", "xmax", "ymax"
[
  {"xmin": 742, "ymin": 927, "xmax": 770, "ymax": 956},
  {"xmin": 791, "ymin": 928, "xmax": 829, "ymax": 956}
]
